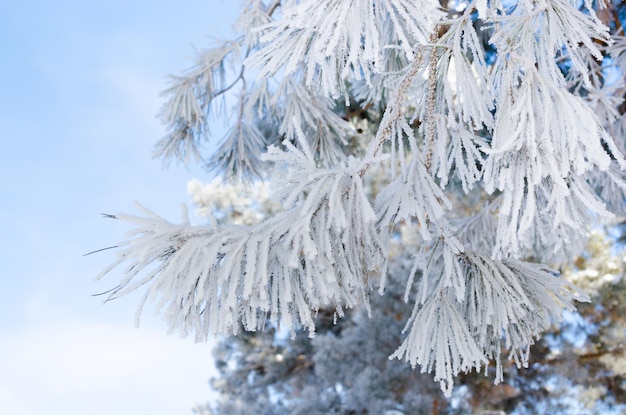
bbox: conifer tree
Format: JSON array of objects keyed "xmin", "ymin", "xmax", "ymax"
[{"xmin": 97, "ymin": 0, "xmax": 626, "ymax": 405}]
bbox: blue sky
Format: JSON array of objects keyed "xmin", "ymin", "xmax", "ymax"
[{"xmin": 0, "ymin": 1, "xmax": 236, "ymax": 413}]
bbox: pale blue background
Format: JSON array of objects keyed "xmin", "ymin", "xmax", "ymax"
[{"xmin": 0, "ymin": 1, "xmax": 236, "ymax": 413}]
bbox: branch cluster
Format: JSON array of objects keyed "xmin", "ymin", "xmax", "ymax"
[{"xmin": 98, "ymin": 0, "xmax": 626, "ymax": 395}]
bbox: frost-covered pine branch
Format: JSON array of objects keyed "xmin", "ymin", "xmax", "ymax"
[
  {"xmin": 99, "ymin": 135, "xmax": 386, "ymax": 340},
  {"xmin": 97, "ymin": 0, "xmax": 626, "ymax": 397},
  {"xmin": 156, "ymin": 40, "xmax": 242, "ymax": 164}
]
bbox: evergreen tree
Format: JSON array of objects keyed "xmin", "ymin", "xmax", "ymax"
[{"xmin": 97, "ymin": 0, "xmax": 626, "ymax": 411}]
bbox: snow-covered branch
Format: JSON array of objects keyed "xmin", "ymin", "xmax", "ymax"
[{"xmin": 99, "ymin": 0, "xmax": 626, "ymax": 398}]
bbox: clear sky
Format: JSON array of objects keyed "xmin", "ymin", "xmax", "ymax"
[{"xmin": 0, "ymin": 1, "xmax": 236, "ymax": 413}]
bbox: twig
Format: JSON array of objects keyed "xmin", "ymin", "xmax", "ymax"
[
  {"xmin": 359, "ymin": 50, "xmax": 425, "ymax": 174},
  {"xmin": 267, "ymin": 0, "xmax": 281, "ymax": 16},
  {"xmin": 424, "ymin": 30, "xmax": 441, "ymax": 173}
]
